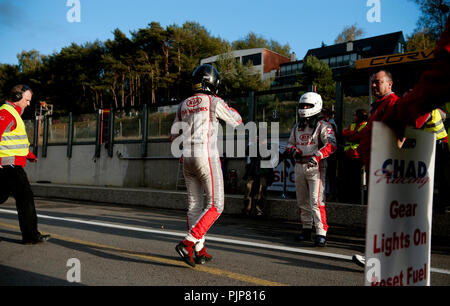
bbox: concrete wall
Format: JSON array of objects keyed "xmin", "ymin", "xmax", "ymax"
[{"xmin": 26, "ymin": 142, "xmax": 248, "ymax": 191}]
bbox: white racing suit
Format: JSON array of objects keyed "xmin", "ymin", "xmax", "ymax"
[
  {"xmin": 288, "ymin": 120, "xmax": 337, "ymax": 237},
  {"xmin": 172, "ymin": 93, "xmax": 242, "ymax": 251}
]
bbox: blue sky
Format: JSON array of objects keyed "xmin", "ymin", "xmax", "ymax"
[{"xmin": 0, "ymin": 0, "xmax": 420, "ymax": 66}]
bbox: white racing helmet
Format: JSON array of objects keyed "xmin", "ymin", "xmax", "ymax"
[{"xmin": 298, "ymin": 92, "xmax": 323, "ymax": 118}]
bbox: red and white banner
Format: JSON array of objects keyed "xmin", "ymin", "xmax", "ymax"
[{"xmin": 365, "ymin": 122, "xmax": 435, "ymax": 286}]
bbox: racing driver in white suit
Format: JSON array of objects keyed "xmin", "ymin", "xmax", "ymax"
[
  {"xmin": 171, "ymin": 64, "xmax": 242, "ymax": 267},
  {"xmin": 287, "ymin": 92, "xmax": 337, "ymax": 247}
]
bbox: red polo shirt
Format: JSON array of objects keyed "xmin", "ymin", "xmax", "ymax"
[{"xmin": 356, "ymin": 93, "xmax": 429, "ymax": 171}]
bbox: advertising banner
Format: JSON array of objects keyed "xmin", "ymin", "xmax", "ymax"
[
  {"xmin": 267, "ymin": 142, "xmax": 296, "ymax": 192},
  {"xmin": 356, "ymin": 49, "xmax": 434, "ymax": 69},
  {"xmin": 365, "ymin": 122, "xmax": 435, "ymax": 286}
]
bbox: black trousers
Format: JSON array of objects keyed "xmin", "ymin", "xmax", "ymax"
[
  {"xmin": 340, "ymin": 156, "xmax": 364, "ymax": 204},
  {"xmin": 0, "ymin": 165, "xmax": 39, "ymax": 240},
  {"xmin": 434, "ymin": 142, "xmax": 450, "ymax": 210}
]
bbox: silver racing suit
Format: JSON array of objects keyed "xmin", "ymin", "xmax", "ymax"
[
  {"xmin": 287, "ymin": 120, "xmax": 337, "ymax": 236},
  {"xmin": 172, "ymin": 93, "xmax": 242, "ymax": 251}
]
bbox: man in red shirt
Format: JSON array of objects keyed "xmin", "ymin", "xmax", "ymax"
[
  {"xmin": 0, "ymin": 84, "xmax": 50, "ymax": 244},
  {"xmin": 358, "ymin": 70, "xmax": 430, "ymax": 172},
  {"xmin": 352, "ymin": 70, "xmax": 430, "ymax": 267}
]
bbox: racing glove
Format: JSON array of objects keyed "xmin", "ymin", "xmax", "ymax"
[
  {"xmin": 293, "ymin": 148, "xmax": 303, "ymax": 160},
  {"xmin": 307, "ymin": 156, "xmax": 319, "ymax": 168},
  {"xmin": 285, "ymin": 146, "xmax": 295, "ymax": 155}
]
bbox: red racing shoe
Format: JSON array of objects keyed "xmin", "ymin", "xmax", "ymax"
[
  {"xmin": 175, "ymin": 240, "xmax": 196, "ymax": 267},
  {"xmin": 195, "ymin": 247, "xmax": 213, "ymax": 265}
]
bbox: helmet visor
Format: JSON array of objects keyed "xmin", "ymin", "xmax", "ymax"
[{"xmin": 299, "ymin": 103, "xmax": 314, "ymax": 110}]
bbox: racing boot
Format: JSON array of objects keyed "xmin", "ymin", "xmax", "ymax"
[
  {"xmin": 352, "ymin": 254, "xmax": 366, "ymax": 268},
  {"xmin": 195, "ymin": 247, "xmax": 213, "ymax": 265},
  {"xmin": 175, "ymin": 240, "xmax": 196, "ymax": 267},
  {"xmin": 314, "ymin": 235, "xmax": 327, "ymax": 247},
  {"xmin": 296, "ymin": 228, "xmax": 312, "ymax": 242}
]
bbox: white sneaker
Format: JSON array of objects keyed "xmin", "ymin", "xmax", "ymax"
[{"xmin": 352, "ymin": 254, "xmax": 366, "ymax": 268}]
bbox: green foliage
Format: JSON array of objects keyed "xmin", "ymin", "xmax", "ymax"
[
  {"xmin": 406, "ymin": 30, "xmax": 437, "ymax": 51},
  {"xmin": 406, "ymin": 0, "xmax": 449, "ymax": 51},
  {"xmin": 334, "ymin": 24, "xmax": 364, "ymax": 44},
  {"xmin": 297, "ymin": 55, "xmax": 336, "ymax": 109},
  {"xmin": 17, "ymin": 50, "xmax": 45, "ymax": 74},
  {"xmin": 232, "ymin": 32, "xmax": 291, "ymax": 57},
  {"xmin": 41, "ymin": 41, "xmax": 106, "ymax": 114},
  {"xmin": 0, "ymin": 64, "xmax": 19, "ymax": 101},
  {"xmin": 2, "ymin": 21, "xmax": 287, "ymax": 114},
  {"xmin": 409, "ymin": 0, "xmax": 450, "ymax": 40},
  {"xmin": 215, "ymin": 47, "xmax": 271, "ymax": 96}
]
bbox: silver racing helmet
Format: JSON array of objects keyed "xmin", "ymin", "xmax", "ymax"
[{"xmin": 192, "ymin": 64, "xmax": 220, "ymax": 94}]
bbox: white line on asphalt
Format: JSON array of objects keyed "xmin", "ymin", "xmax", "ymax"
[{"xmin": 1, "ymin": 208, "xmax": 449, "ymax": 275}]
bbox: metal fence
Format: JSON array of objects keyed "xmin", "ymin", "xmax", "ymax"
[{"xmin": 25, "ymin": 86, "xmax": 320, "ymax": 158}]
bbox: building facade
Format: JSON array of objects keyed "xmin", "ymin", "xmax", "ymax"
[
  {"xmin": 274, "ymin": 31, "xmax": 406, "ymax": 88},
  {"xmin": 200, "ymin": 48, "xmax": 290, "ymax": 81}
]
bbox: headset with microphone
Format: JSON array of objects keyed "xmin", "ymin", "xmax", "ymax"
[{"xmin": 10, "ymin": 84, "xmax": 31, "ymax": 102}]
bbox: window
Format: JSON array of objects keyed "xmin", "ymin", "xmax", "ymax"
[
  {"xmin": 343, "ymin": 54, "xmax": 350, "ymax": 65},
  {"xmin": 242, "ymin": 53, "xmax": 262, "ymax": 66},
  {"xmin": 321, "ymin": 58, "xmax": 330, "ymax": 65},
  {"xmin": 330, "ymin": 57, "xmax": 336, "ymax": 67},
  {"xmin": 289, "ymin": 64, "xmax": 296, "ymax": 72},
  {"xmin": 286, "ymin": 65, "xmax": 291, "ymax": 74}
]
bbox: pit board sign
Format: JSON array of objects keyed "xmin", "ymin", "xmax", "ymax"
[{"xmin": 365, "ymin": 122, "xmax": 435, "ymax": 286}]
